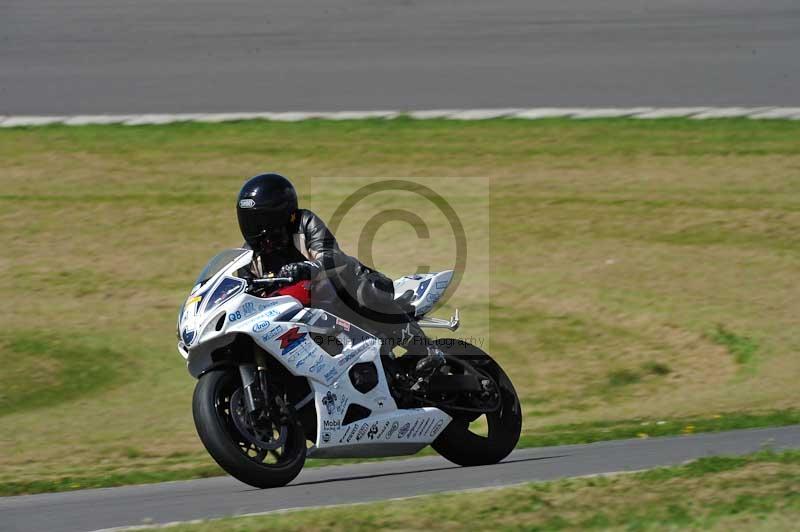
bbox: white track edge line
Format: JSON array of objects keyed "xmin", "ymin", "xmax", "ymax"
[{"xmin": 2, "ymin": 107, "xmax": 800, "ymax": 127}]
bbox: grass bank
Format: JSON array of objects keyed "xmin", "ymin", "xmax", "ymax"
[{"xmin": 1, "ymin": 117, "xmax": 799, "ymax": 493}]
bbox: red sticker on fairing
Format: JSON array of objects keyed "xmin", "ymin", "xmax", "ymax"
[{"xmin": 277, "ymin": 326, "xmax": 307, "ymax": 355}]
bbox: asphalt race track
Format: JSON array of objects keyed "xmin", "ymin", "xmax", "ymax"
[
  {"xmin": 2, "ymin": 0, "xmax": 799, "ymax": 114},
  {"xmin": 2, "ymin": 426, "xmax": 799, "ymax": 532}
]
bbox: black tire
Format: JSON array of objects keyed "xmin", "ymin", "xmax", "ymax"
[
  {"xmin": 192, "ymin": 369, "xmax": 306, "ymax": 489},
  {"xmin": 431, "ymin": 340, "xmax": 522, "ymax": 466}
]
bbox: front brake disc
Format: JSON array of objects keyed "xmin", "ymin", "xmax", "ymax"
[{"xmin": 230, "ymin": 388, "xmax": 288, "ymax": 450}]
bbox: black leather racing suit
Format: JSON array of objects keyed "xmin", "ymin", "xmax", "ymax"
[{"xmin": 246, "ymin": 209, "xmax": 421, "ymax": 347}]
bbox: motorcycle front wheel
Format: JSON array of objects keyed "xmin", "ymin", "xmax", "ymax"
[
  {"xmin": 430, "ymin": 339, "xmax": 522, "ymax": 466},
  {"xmin": 192, "ymin": 369, "xmax": 306, "ymax": 488}
]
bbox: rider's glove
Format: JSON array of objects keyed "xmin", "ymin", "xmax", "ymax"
[{"xmin": 279, "ymin": 261, "xmax": 320, "ymax": 282}]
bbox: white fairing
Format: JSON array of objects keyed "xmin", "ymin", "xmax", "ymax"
[
  {"xmin": 393, "ymin": 270, "xmax": 454, "ymax": 316},
  {"xmin": 177, "ymin": 250, "xmax": 452, "ymax": 459}
]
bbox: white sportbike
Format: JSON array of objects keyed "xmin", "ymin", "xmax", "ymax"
[{"xmin": 177, "ymin": 248, "xmax": 521, "ymax": 488}]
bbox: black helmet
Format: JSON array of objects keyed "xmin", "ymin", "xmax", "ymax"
[{"xmin": 237, "ymin": 173, "xmax": 298, "ymax": 250}]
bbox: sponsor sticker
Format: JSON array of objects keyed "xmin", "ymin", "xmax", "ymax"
[
  {"xmin": 366, "ymin": 422, "xmax": 379, "ymax": 440},
  {"xmin": 337, "ymin": 351, "xmax": 357, "ymax": 367},
  {"xmin": 356, "ymin": 424, "xmax": 369, "ymax": 441},
  {"xmin": 416, "ymin": 419, "xmax": 431, "ymax": 437},
  {"xmin": 335, "ymin": 396, "xmax": 350, "ymax": 415},
  {"xmin": 426, "ymin": 292, "xmax": 440, "ymax": 302},
  {"xmin": 336, "ymin": 339, "xmax": 376, "ymax": 367},
  {"xmin": 261, "ymin": 325, "xmax": 283, "ymax": 342},
  {"xmin": 256, "ymin": 301, "xmax": 279, "ymax": 312},
  {"xmin": 415, "ymin": 279, "xmax": 431, "ymax": 297},
  {"xmin": 322, "ymin": 391, "xmax": 337, "ymax": 415},
  {"xmin": 309, "ymin": 355, "xmax": 326, "ymax": 374},
  {"xmin": 397, "ymin": 422, "xmax": 411, "ymax": 439},
  {"xmin": 376, "ymin": 421, "xmax": 391, "ymax": 439},
  {"xmin": 419, "ymin": 419, "xmax": 433, "ymax": 436},
  {"xmin": 278, "ymin": 327, "xmax": 307, "ymax": 355},
  {"xmin": 181, "ymin": 328, "xmax": 196, "ymax": 345},
  {"xmin": 252, "ymin": 320, "xmax": 271, "ymax": 333},
  {"xmin": 406, "ymin": 420, "xmax": 419, "ymax": 439},
  {"xmin": 429, "ymin": 419, "xmax": 445, "ymax": 437},
  {"xmin": 323, "ymin": 419, "xmax": 341, "ymax": 431},
  {"xmin": 239, "ymin": 199, "xmax": 256, "ymax": 208},
  {"xmin": 295, "ymin": 353, "xmax": 313, "ymax": 368},
  {"xmin": 386, "ymin": 421, "xmax": 399, "ymax": 439},
  {"xmin": 240, "ymin": 301, "xmax": 256, "ymax": 316},
  {"xmin": 336, "ymin": 350, "xmax": 358, "ymax": 367},
  {"xmin": 262, "ymin": 308, "xmax": 281, "ymax": 319},
  {"xmin": 323, "ymin": 367, "xmax": 339, "ymax": 383},
  {"xmin": 339, "ymin": 425, "xmax": 353, "ymax": 443},
  {"xmin": 322, "ymin": 433, "xmax": 331, "ymax": 443},
  {"xmin": 335, "ymin": 317, "xmax": 351, "ymax": 331}
]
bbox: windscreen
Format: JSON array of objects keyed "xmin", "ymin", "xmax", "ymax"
[
  {"xmin": 195, "ymin": 248, "xmax": 248, "ymax": 285},
  {"xmin": 178, "ymin": 248, "xmax": 249, "ymax": 334}
]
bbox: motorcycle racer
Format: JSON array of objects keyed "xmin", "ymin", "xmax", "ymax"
[{"xmin": 235, "ymin": 173, "xmax": 445, "ymax": 376}]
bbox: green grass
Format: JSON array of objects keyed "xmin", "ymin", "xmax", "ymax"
[
  {"xmin": 2, "ymin": 117, "xmax": 800, "ymax": 494},
  {"xmin": 0, "ymin": 332, "xmax": 129, "ymax": 413},
  {"xmin": 517, "ymin": 409, "xmax": 800, "ymax": 447},
  {"xmin": 641, "ymin": 360, "xmax": 671, "ymax": 376},
  {"xmin": 0, "ymin": 465, "xmax": 225, "ymax": 497},
  {"xmin": 710, "ymin": 324, "xmax": 760, "ymax": 366},
  {"xmin": 154, "ymin": 450, "xmax": 800, "ymax": 531},
  {"xmin": 607, "ymin": 369, "xmax": 641, "ymax": 387}
]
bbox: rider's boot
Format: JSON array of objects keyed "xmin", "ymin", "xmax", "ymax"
[
  {"xmin": 397, "ymin": 321, "xmax": 446, "ymax": 377},
  {"xmin": 415, "ymin": 346, "xmax": 446, "ymax": 376}
]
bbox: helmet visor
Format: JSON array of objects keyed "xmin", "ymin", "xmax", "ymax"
[
  {"xmin": 238, "ymin": 206, "xmax": 287, "ymax": 238},
  {"xmin": 238, "ymin": 207, "xmax": 291, "ymax": 249}
]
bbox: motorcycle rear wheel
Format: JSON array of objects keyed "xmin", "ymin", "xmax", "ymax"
[
  {"xmin": 430, "ymin": 339, "xmax": 522, "ymax": 466},
  {"xmin": 192, "ymin": 369, "xmax": 306, "ymax": 488}
]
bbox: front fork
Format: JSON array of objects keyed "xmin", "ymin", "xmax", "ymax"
[
  {"xmin": 239, "ymin": 348, "xmax": 271, "ymax": 415},
  {"xmin": 239, "ymin": 349, "xmax": 293, "ymax": 429},
  {"xmin": 238, "ymin": 364, "xmax": 265, "ymax": 414}
]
